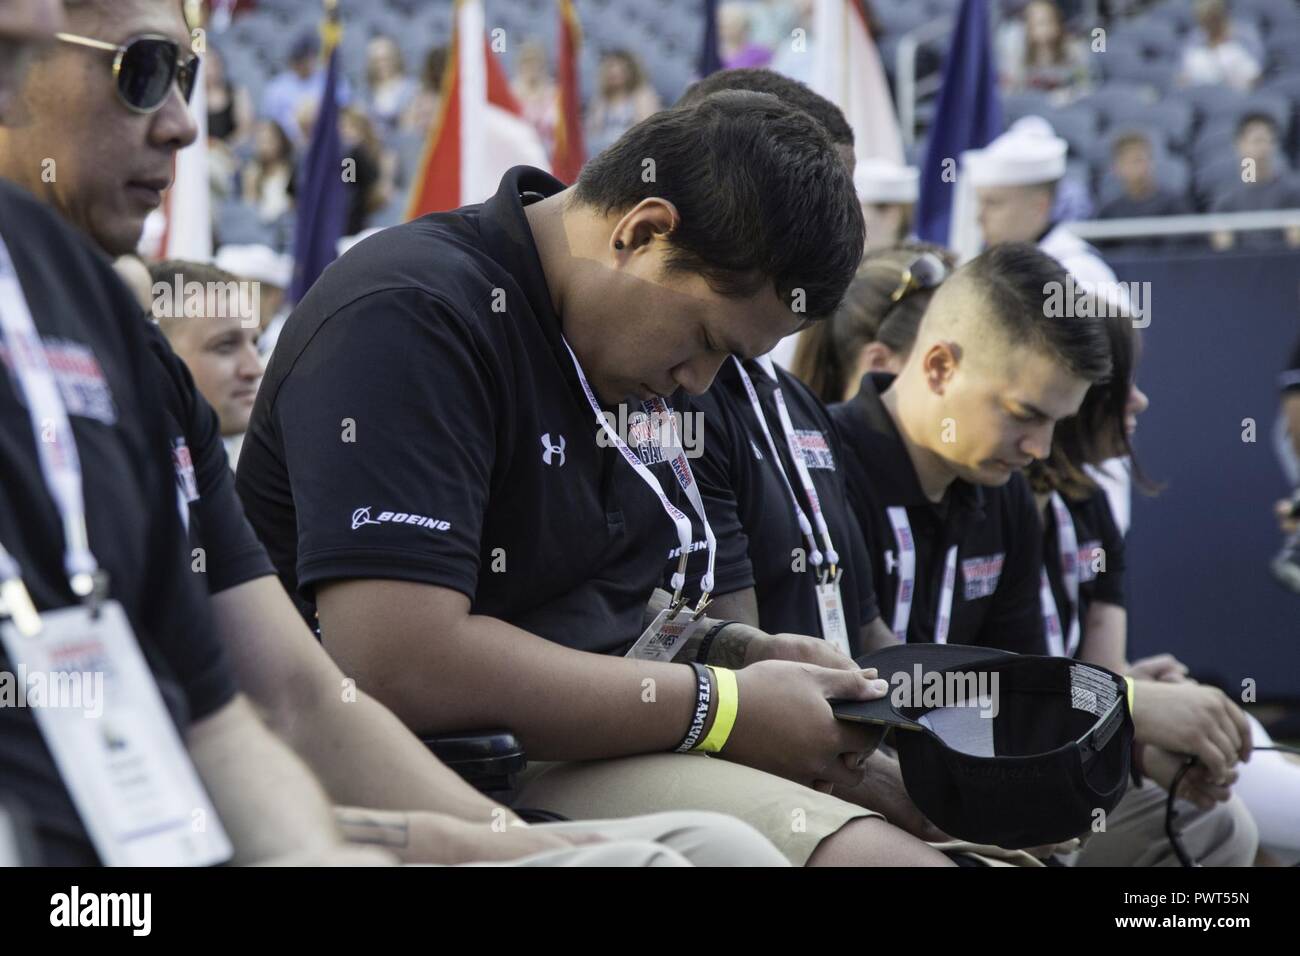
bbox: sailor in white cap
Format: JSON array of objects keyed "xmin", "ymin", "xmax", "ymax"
[
  {"xmin": 854, "ymin": 158, "xmax": 920, "ymax": 252},
  {"xmin": 962, "ymin": 116, "xmax": 1133, "ymax": 533},
  {"xmin": 213, "ymin": 244, "xmax": 294, "ymax": 358}
]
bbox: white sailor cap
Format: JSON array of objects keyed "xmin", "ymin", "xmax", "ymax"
[
  {"xmin": 854, "ymin": 158, "xmax": 920, "ymax": 204},
  {"xmin": 213, "ymin": 244, "xmax": 293, "ymax": 289},
  {"xmin": 962, "ymin": 116, "xmax": 1068, "ymax": 188}
]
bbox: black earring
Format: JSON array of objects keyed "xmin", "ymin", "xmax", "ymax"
[{"xmin": 614, "ymin": 240, "xmax": 625, "ymax": 250}]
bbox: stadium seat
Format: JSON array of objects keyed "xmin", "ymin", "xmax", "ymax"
[
  {"xmin": 1001, "ymin": 91, "xmax": 1052, "ymax": 125},
  {"xmin": 1100, "ymin": 98, "xmax": 1195, "ymax": 152},
  {"xmin": 1141, "ymin": 0, "xmax": 1197, "ymax": 35},
  {"xmin": 1196, "ymin": 91, "xmax": 1292, "ymax": 141},
  {"xmin": 1234, "ymin": 0, "xmax": 1299, "ymax": 35},
  {"xmin": 1110, "ymin": 18, "xmax": 1182, "ymax": 63},
  {"xmin": 1045, "ymin": 105, "xmax": 1101, "ymax": 159},
  {"xmin": 1097, "ymin": 50, "xmax": 1177, "ymax": 91}
]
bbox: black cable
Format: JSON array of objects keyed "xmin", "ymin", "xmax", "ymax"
[{"xmin": 1166, "ymin": 744, "xmax": 1300, "ymax": 867}]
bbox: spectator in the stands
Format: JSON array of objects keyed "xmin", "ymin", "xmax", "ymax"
[
  {"xmin": 1100, "ymin": 133, "xmax": 1190, "ymax": 221},
  {"xmin": 242, "ymin": 118, "xmax": 295, "ymax": 224},
  {"xmin": 999, "ymin": 0, "xmax": 1092, "ymax": 101},
  {"xmin": 338, "ymin": 107, "xmax": 394, "ymax": 237},
  {"xmin": 207, "ymin": 46, "xmax": 253, "ymax": 148},
  {"xmin": 584, "ymin": 50, "xmax": 661, "ymax": 156},
  {"xmin": 1179, "ymin": 0, "xmax": 1261, "ymax": 92},
  {"xmin": 260, "ymin": 31, "xmax": 351, "ymax": 147},
  {"xmin": 1211, "ymin": 113, "xmax": 1300, "ymax": 251},
  {"xmin": 854, "ymin": 158, "xmax": 919, "ymax": 252},
  {"xmin": 719, "ymin": 1, "xmax": 773, "ymax": 70},
  {"xmin": 401, "ymin": 45, "xmax": 447, "ymax": 134},
  {"xmin": 205, "ymin": 47, "xmax": 253, "ymax": 203},
  {"xmin": 365, "ymin": 35, "xmax": 415, "ymax": 142},
  {"xmin": 1097, "ymin": 132, "xmax": 1192, "ymax": 252},
  {"xmin": 512, "ymin": 40, "xmax": 558, "ymax": 158}
]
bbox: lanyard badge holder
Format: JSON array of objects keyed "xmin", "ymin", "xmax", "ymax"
[
  {"xmin": 562, "ymin": 341, "xmax": 716, "ymax": 662},
  {"xmin": 0, "ymin": 234, "xmax": 231, "ymax": 866},
  {"xmin": 733, "ymin": 358, "xmax": 851, "ymax": 656},
  {"xmin": 1040, "ymin": 492, "xmax": 1081, "ymax": 658}
]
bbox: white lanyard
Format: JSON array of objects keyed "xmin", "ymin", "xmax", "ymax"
[
  {"xmin": 562, "ymin": 339, "xmax": 715, "ymax": 613},
  {"xmin": 885, "ymin": 506, "xmax": 956, "ymax": 643},
  {"xmin": 1039, "ymin": 491, "xmax": 1080, "ymax": 657},
  {"xmin": 0, "ymin": 235, "xmax": 102, "ymax": 604},
  {"xmin": 732, "ymin": 357, "xmax": 838, "ymax": 578}
]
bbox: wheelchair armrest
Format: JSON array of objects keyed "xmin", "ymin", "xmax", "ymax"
[{"xmin": 421, "ymin": 729, "xmax": 526, "ymax": 794}]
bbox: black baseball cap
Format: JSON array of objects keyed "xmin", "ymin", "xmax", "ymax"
[{"xmin": 833, "ymin": 643, "xmax": 1134, "ymax": 848}]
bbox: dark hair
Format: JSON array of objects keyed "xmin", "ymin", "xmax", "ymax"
[
  {"xmin": 677, "ymin": 68, "xmax": 854, "ymax": 147},
  {"xmin": 791, "ymin": 242, "xmax": 956, "ymax": 402},
  {"xmin": 1029, "ymin": 307, "xmax": 1160, "ymax": 499},
  {"xmin": 1110, "ymin": 131, "xmax": 1152, "ymax": 159},
  {"xmin": 422, "ymin": 46, "xmax": 448, "ymax": 92},
  {"xmin": 574, "ymin": 89, "xmax": 865, "ymax": 319},
  {"xmin": 961, "ymin": 242, "xmax": 1112, "ymax": 383},
  {"xmin": 1236, "ymin": 112, "xmax": 1278, "ymax": 140}
]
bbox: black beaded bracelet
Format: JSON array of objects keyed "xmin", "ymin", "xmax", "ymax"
[
  {"xmin": 674, "ymin": 662, "xmax": 714, "ymax": 753},
  {"xmin": 695, "ymin": 620, "xmax": 738, "ymax": 664}
]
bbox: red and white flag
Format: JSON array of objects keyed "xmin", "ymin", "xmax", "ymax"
[
  {"xmin": 407, "ymin": 0, "xmax": 549, "ymax": 217},
  {"xmin": 810, "ymin": 0, "xmax": 904, "ymax": 163}
]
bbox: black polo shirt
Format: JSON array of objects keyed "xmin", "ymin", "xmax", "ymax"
[
  {"xmin": 236, "ymin": 166, "xmax": 699, "ymax": 653},
  {"xmin": 830, "ymin": 373, "xmax": 1046, "ymax": 654},
  {"xmin": 143, "ymin": 321, "xmax": 276, "ymax": 595},
  {"xmin": 1041, "ymin": 488, "xmax": 1126, "ymax": 658},
  {"xmin": 0, "ymin": 178, "xmax": 237, "ymax": 865},
  {"xmin": 681, "ymin": 358, "xmax": 878, "ymax": 649}
]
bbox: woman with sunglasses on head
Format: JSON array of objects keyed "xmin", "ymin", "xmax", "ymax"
[
  {"xmin": 791, "ymin": 243, "xmax": 956, "ymax": 405},
  {"xmin": 1028, "ymin": 306, "xmax": 1299, "ymax": 865}
]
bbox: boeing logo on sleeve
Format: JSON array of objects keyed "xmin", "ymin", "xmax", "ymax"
[
  {"xmin": 541, "ymin": 433, "xmax": 566, "ymax": 467},
  {"xmin": 351, "ymin": 506, "xmax": 451, "ymax": 532}
]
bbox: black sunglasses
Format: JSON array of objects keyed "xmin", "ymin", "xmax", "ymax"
[{"xmin": 56, "ymin": 32, "xmax": 200, "ymax": 114}]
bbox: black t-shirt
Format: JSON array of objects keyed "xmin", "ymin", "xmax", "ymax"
[
  {"xmin": 236, "ymin": 166, "xmax": 700, "ymax": 653},
  {"xmin": 1041, "ymin": 488, "xmax": 1126, "ymax": 658},
  {"xmin": 143, "ymin": 321, "xmax": 275, "ymax": 595},
  {"xmin": 681, "ymin": 358, "xmax": 878, "ymax": 649},
  {"xmin": 830, "ymin": 373, "xmax": 1046, "ymax": 655},
  {"xmin": 0, "ymin": 178, "xmax": 237, "ymax": 865}
]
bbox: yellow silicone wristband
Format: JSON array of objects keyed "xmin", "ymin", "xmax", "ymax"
[{"xmin": 698, "ymin": 666, "xmax": 738, "ymax": 753}]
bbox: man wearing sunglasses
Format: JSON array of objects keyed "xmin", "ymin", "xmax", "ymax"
[{"xmin": 0, "ymin": 1, "xmax": 197, "ymax": 259}]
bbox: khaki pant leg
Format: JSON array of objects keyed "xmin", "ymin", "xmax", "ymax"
[
  {"xmin": 467, "ymin": 839, "xmax": 693, "ymax": 867},
  {"xmin": 537, "ymin": 811, "xmax": 790, "ymax": 866},
  {"xmin": 514, "ymin": 751, "xmax": 880, "ymax": 866},
  {"xmin": 1072, "ymin": 783, "xmax": 1258, "ymax": 867}
]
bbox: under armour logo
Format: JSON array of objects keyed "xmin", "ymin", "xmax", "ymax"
[
  {"xmin": 541, "ymin": 433, "xmax": 566, "ymax": 467},
  {"xmin": 351, "ymin": 506, "xmax": 381, "ymax": 529},
  {"xmin": 884, "ymin": 549, "xmax": 898, "ymax": 575}
]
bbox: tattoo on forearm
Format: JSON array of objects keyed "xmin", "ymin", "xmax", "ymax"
[
  {"xmin": 336, "ymin": 809, "xmax": 411, "ymax": 848},
  {"xmin": 670, "ymin": 621, "xmax": 752, "ymax": 668}
]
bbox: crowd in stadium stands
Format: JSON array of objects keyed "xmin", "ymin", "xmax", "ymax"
[{"xmin": 183, "ymin": 0, "xmax": 1300, "ymax": 258}]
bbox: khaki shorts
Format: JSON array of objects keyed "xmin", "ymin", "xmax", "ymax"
[{"xmin": 516, "ymin": 751, "xmax": 882, "ymax": 866}]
